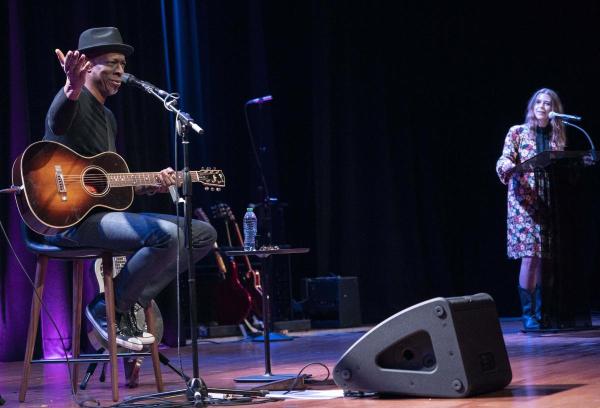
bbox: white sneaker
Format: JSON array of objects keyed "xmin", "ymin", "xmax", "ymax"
[
  {"xmin": 127, "ymin": 304, "xmax": 156, "ymax": 345},
  {"xmin": 85, "ymin": 294, "xmax": 143, "ymax": 351}
]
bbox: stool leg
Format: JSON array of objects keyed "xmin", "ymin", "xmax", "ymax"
[
  {"xmin": 19, "ymin": 255, "xmax": 48, "ymax": 402},
  {"xmin": 102, "ymin": 254, "xmax": 119, "ymax": 402},
  {"xmin": 145, "ymin": 304, "xmax": 164, "ymax": 391},
  {"xmin": 71, "ymin": 260, "xmax": 84, "ymax": 392}
]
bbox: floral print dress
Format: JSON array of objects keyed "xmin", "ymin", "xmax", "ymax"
[{"xmin": 496, "ymin": 125, "xmax": 561, "ymax": 259}]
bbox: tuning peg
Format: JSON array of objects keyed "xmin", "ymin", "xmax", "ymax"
[
  {"xmin": 216, "ymin": 188, "xmax": 221, "ymax": 192},
  {"xmin": 204, "ymin": 187, "xmax": 209, "ymax": 191}
]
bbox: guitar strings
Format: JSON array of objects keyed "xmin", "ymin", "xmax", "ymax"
[
  {"xmin": 55, "ymin": 173, "xmax": 223, "ymax": 188},
  {"xmin": 58, "ymin": 170, "xmax": 217, "ymax": 178},
  {"xmin": 58, "ymin": 172, "xmax": 220, "ymax": 181},
  {"xmin": 59, "ymin": 179, "xmax": 219, "ymax": 185}
]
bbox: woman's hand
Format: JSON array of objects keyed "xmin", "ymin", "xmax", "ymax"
[{"xmin": 499, "ymin": 161, "xmax": 515, "ymax": 184}]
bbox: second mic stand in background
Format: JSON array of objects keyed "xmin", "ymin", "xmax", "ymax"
[{"xmin": 243, "ymin": 95, "xmax": 294, "ymax": 344}]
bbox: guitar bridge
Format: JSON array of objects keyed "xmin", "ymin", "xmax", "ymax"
[{"xmin": 54, "ymin": 165, "xmax": 67, "ymax": 201}]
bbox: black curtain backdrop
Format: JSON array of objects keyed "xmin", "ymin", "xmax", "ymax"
[{"xmin": 2, "ymin": 0, "xmax": 600, "ymax": 361}]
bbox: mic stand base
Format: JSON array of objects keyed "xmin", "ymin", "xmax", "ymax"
[
  {"xmin": 121, "ymin": 379, "xmax": 268, "ymax": 405},
  {"xmin": 252, "ymin": 332, "xmax": 294, "ymax": 342}
]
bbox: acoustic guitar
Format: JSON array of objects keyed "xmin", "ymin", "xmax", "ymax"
[
  {"xmin": 193, "ymin": 208, "xmax": 252, "ymax": 325},
  {"xmin": 12, "ymin": 140, "xmax": 225, "ymax": 235}
]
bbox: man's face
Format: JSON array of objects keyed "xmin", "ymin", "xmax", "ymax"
[{"xmin": 88, "ymin": 52, "xmax": 126, "ymax": 98}]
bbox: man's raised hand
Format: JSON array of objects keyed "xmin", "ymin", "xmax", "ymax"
[{"xmin": 55, "ymin": 49, "xmax": 91, "ymax": 99}]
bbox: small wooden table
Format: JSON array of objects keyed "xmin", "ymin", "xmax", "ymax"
[{"xmin": 223, "ymin": 248, "xmax": 310, "ymax": 382}]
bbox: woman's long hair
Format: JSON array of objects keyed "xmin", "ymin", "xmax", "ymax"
[{"xmin": 524, "ymin": 88, "xmax": 567, "ymax": 148}]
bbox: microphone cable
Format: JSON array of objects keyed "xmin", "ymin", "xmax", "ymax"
[{"xmin": 0, "ymin": 219, "xmax": 84, "ymax": 406}]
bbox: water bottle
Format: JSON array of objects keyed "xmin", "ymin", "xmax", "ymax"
[{"xmin": 243, "ymin": 207, "xmax": 257, "ymax": 251}]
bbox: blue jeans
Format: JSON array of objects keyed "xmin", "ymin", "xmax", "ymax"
[{"xmin": 46, "ymin": 211, "xmax": 217, "ymax": 312}]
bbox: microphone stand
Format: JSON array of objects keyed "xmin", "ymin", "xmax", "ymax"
[
  {"xmin": 244, "ymin": 98, "xmax": 274, "ymax": 246},
  {"xmin": 243, "ymin": 98, "xmax": 294, "ymax": 343},
  {"xmin": 562, "ymin": 120, "xmax": 597, "ymax": 162},
  {"xmin": 124, "ymin": 87, "xmax": 267, "ymax": 404}
]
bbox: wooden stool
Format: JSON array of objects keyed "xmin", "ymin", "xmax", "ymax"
[{"xmin": 18, "ymin": 230, "xmax": 164, "ymax": 402}]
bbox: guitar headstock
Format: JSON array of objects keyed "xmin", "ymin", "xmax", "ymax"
[
  {"xmin": 211, "ymin": 202, "xmax": 235, "ymax": 222},
  {"xmin": 194, "ymin": 207, "xmax": 211, "ymax": 224},
  {"xmin": 196, "ymin": 168, "xmax": 226, "ymax": 191}
]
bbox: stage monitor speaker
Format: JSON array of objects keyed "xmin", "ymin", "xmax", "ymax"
[{"xmin": 333, "ymin": 293, "xmax": 512, "ymax": 398}]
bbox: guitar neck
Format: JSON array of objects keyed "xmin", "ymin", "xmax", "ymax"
[
  {"xmin": 213, "ymin": 243, "xmax": 228, "ymax": 274},
  {"xmin": 108, "ymin": 170, "xmax": 208, "ymax": 187},
  {"xmin": 193, "ymin": 207, "xmax": 228, "ymax": 275}
]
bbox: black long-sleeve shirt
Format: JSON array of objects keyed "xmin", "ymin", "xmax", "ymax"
[{"xmin": 43, "ymin": 87, "xmax": 117, "ymax": 155}]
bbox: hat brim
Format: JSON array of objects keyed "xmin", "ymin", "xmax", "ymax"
[{"xmin": 78, "ymin": 43, "xmax": 134, "ymax": 57}]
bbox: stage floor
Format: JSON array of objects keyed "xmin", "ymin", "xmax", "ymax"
[{"xmin": 2, "ymin": 318, "xmax": 600, "ymax": 407}]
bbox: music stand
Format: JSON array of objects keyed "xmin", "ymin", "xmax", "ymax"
[
  {"xmin": 223, "ymin": 247, "xmax": 309, "ymax": 382},
  {"xmin": 512, "ymin": 150, "xmax": 598, "ymax": 331}
]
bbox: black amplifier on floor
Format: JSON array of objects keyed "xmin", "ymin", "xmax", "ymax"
[{"xmin": 303, "ymin": 276, "xmax": 362, "ymax": 328}]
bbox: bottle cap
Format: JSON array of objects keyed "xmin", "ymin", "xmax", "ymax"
[{"xmin": 246, "ymin": 207, "xmax": 254, "ymax": 212}]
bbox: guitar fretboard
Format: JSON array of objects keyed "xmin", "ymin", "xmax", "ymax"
[{"xmin": 108, "ymin": 171, "xmax": 216, "ymax": 187}]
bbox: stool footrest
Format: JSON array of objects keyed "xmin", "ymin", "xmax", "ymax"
[{"xmin": 32, "ymin": 352, "xmax": 151, "ymax": 364}]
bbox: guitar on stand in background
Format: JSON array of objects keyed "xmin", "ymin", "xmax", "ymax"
[
  {"xmin": 193, "ymin": 208, "xmax": 256, "ymax": 337},
  {"xmin": 211, "ymin": 203, "xmax": 264, "ymax": 329}
]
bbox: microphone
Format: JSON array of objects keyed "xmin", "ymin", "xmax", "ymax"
[
  {"xmin": 549, "ymin": 111, "xmax": 582, "ymax": 121},
  {"xmin": 121, "ymin": 73, "xmax": 169, "ymax": 97},
  {"xmin": 246, "ymin": 95, "xmax": 273, "ymax": 105}
]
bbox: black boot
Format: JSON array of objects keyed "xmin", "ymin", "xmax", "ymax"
[
  {"xmin": 533, "ymin": 285, "xmax": 542, "ymax": 324},
  {"xmin": 518, "ymin": 286, "xmax": 540, "ymax": 331}
]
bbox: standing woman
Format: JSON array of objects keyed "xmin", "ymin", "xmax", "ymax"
[{"xmin": 496, "ymin": 88, "xmax": 567, "ymax": 331}]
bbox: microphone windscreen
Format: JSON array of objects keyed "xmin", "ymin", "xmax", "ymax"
[{"xmin": 121, "ymin": 73, "xmax": 134, "ymax": 84}]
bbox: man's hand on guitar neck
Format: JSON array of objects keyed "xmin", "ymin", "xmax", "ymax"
[{"xmin": 134, "ymin": 167, "xmax": 180, "ymax": 196}]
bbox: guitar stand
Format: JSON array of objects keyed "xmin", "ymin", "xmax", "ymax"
[
  {"xmin": 239, "ymin": 320, "xmax": 259, "ymax": 340},
  {"xmin": 80, "ymin": 349, "xmax": 190, "ymax": 390}
]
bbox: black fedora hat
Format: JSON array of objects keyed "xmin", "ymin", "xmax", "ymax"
[{"xmin": 77, "ymin": 27, "xmax": 134, "ymax": 57}]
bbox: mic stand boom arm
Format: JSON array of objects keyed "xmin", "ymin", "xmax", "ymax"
[
  {"xmin": 145, "ymin": 88, "xmax": 204, "ymax": 135},
  {"xmin": 562, "ymin": 120, "xmax": 597, "ymax": 163}
]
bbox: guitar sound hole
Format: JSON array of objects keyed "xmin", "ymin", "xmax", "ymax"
[{"xmin": 82, "ymin": 167, "xmax": 109, "ymax": 196}]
